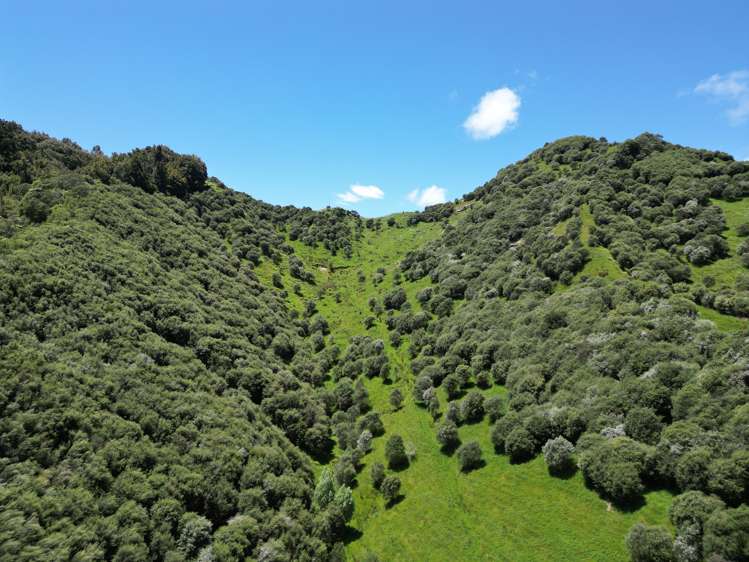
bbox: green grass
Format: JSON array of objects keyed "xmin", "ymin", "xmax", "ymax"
[
  {"xmin": 689, "ymin": 198, "xmax": 749, "ymax": 331},
  {"xmin": 261, "ymin": 214, "xmax": 673, "ymax": 561},
  {"xmin": 345, "ymin": 377, "xmax": 672, "ymax": 562},
  {"xmin": 576, "ymin": 204, "xmax": 626, "ymax": 282},
  {"xmin": 691, "ymin": 198, "xmax": 749, "ymax": 290},
  {"xmin": 695, "ymin": 304, "xmax": 747, "ymax": 332},
  {"xmin": 556, "ymin": 205, "xmax": 625, "ymax": 293}
]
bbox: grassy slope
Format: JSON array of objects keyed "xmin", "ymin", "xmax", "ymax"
[
  {"xmin": 575, "ymin": 204, "xmax": 626, "ymax": 282},
  {"xmin": 690, "ymin": 198, "xmax": 749, "ymax": 332},
  {"xmin": 691, "ymin": 198, "xmax": 749, "ymax": 288},
  {"xmin": 557, "ymin": 202, "xmax": 746, "ymax": 332},
  {"xmin": 259, "ymin": 215, "xmax": 672, "ymax": 561}
]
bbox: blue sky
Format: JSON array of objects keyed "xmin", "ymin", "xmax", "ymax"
[{"xmin": 2, "ymin": 0, "xmax": 748, "ymax": 216}]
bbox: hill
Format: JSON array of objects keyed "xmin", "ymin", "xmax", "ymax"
[{"xmin": 1, "ymin": 121, "xmax": 748, "ymax": 561}]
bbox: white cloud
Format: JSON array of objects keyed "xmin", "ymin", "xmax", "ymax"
[
  {"xmin": 694, "ymin": 70, "xmax": 749, "ymax": 125},
  {"xmin": 463, "ymin": 87, "xmax": 521, "ymax": 139},
  {"xmin": 350, "ymin": 184, "xmax": 384, "ymax": 199},
  {"xmin": 337, "ymin": 191, "xmax": 361, "ymax": 203},
  {"xmin": 408, "ymin": 185, "xmax": 448, "ymax": 208},
  {"xmin": 337, "ymin": 183, "xmax": 384, "ymax": 204}
]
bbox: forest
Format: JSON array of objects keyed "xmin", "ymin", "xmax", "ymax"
[{"xmin": 1, "ymin": 120, "xmax": 748, "ymax": 561}]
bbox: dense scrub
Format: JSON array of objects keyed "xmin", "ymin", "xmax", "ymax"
[
  {"xmin": 394, "ymin": 133, "xmax": 749, "ymax": 559},
  {"xmin": 0, "ymin": 121, "xmax": 366, "ymax": 561}
]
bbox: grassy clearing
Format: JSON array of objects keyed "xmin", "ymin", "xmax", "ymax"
[
  {"xmin": 263, "ymin": 215, "xmax": 673, "ymax": 561},
  {"xmin": 691, "ymin": 198, "xmax": 749, "ymax": 289},
  {"xmin": 556, "ymin": 205, "xmax": 624, "ymax": 293},
  {"xmin": 689, "ymin": 198, "xmax": 749, "ymax": 331},
  {"xmin": 575, "ymin": 204, "xmax": 626, "ymax": 283}
]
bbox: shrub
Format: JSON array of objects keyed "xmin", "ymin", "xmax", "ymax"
[
  {"xmin": 703, "ymin": 505, "xmax": 749, "ymax": 562},
  {"xmin": 381, "ymin": 476, "xmax": 402, "ymax": 504},
  {"xmin": 457, "ymin": 441, "xmax": 483, "ymax": 472},
  {"xmin": 625, "ymin": 407, "xmax": 663, "ymax": 445},
  {"xmin": 505, "ymin": 427, "xmax": 536, "ymax": 462},
  {"xmin": 484, "ymin": 396, "xmax": 505, "ymax": 423},
  {"xmin": 385, "ymin": 435, "xmax": 408, "ymax": 469},
  {"xmin": 460, "ymin": 391, "xmax": 485, "ymax": 423},
  {"xmin": 389, "ymin": 388, "xmax": 404, "ymax": 410},
  {"xmin": 542, "ymin": 436, "xmax": 575, "ymax": 475},
  {"xmin": 436, "ymin": 420, "xmax": 460, "ymax": 451},
  {"xmin": 625, "ymin": 523, "xmax": 674, "ymax": 562},
  {"xmin": 371, "ymin": 463, "xmax": 385, "ymax": 490}
]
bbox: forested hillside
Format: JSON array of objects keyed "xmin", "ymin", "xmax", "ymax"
[{"xmin": 1, "ymin": 121, "xmax": 748, "ymax": 561}]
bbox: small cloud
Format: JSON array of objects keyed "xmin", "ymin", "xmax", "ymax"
[
  {"xmin": 528, "ymin": 70, "xmax": 538, "ymax": 80},
  {"xmin": 337, "ymin": 191, "xmax": 361, "ymax": 203},
  {"xmin": 463, "ymin": 87, "xmax": 521, "ymax": 139},
  {"xmin": 408, "ymin": 185, "xmax": 447, "ymax": 208},
  {"xmin": 694, "ymin": 70, "xmax": 749, "ymax": 125},
  {"xmin": 448, "ymin": 89, "xmax": 459, "ymax": 101},
  {"xmin": 350, "ymin": 184, "xmax": 384, "ymax": 199},
  {"xmin": 337, "ymin": 183, "xmax": 384, "ymax": 204}
]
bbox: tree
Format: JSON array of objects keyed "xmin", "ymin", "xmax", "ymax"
[
  {"xmin": 703, "ymin": 505, "xmax": 749, "ymax": 562},
  {"xmin": 436, "ymin": 420, "xmax": 460, "ymax": 452},
  {"xmin": 335, "ymin": 457, "xmax": 357, "ymax": 487},
  {"xmin": 625, "ymin": 523, "xmax": 675, "ymax": 562},
  {"xmin": 460, "ymin": 391, "xmax": 485, "ymax": 423},
  {"xmin": 389, "ymin": 388, "xmax": 404, "ymax": 411},
  {"xmin": 442, "ymin": 374, "xmax": 462, "ymax": 400},
  {"xmin": 383, "ymin": 287, "xmax": 407, "ymax": 310},
  {"xmin": 625, "ymin": 407, "xmax": 663, "ymax": 445},
  {"xmin": 505, "ymin": 427, "xmax": 536, "ymax": 462},
  {"xmin": 357, "ymin": 429, "xmax": 373, "ymax": 453},
  {"xmin": 178, "ymin": 513, "xmax": 212, "ymax": 558},
  {"xmin": 542, "ymin": 436, "xmax": 575, "ymax": 475},
  {"xmin": 669, "ymin": 491, "xmax": 725, "ymax": 532},
  {"xmin": 413, "ymin": 375, "xmax": 433, "ymax": 405},
  {"xmin": 484, "ymin": 396, "xmax": 505, "ymax": 423},
  {"xmin": 603, "ymin": 462, "xmax": 644, "ymax": 504},
  {"xmin": 358, "ymin": 412, "xmax": 385, "ymax": 436},
  {"xmin": 476, "ymin": 371, "xmax": 491, "ymax": 389},
  {"xmin": 381, "ymin": 476, "xmax": 401, "ymax": 504},
  {"xmin": 457, "ymin": 441, "xmax": 483, "ymax": 472},
  {"xmin": 371, "ymin": 462, "xmax": 385, "ymax": 490},
  {"xmin": 676, "ymin": 447, "xmax": 711, "ymax": 492},
  {"xmin": 445, "ymin": 401, "xmax": 460, "ymax": 424},
  {"xmin": 708, "ymin": 451, "xmax": 749, "ymax": 506},
  {"xmin": 314, "ymin": 468, "xmax": 336, "ymax": 510},
  {"xmin": 331, "ymin": 485, "xmax": 355, "ymax": 525},
  {"xmin": 427, "ymin": 394, "xmax": 441, "ymax": 420},
  {"xmin": 385, "ymin": 435, "xmax": 408, "ymax": 469}
]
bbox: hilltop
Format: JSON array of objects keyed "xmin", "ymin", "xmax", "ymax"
[{"xmin": 1, "ymin": 121, "xmax": 748, "ymax": 561}]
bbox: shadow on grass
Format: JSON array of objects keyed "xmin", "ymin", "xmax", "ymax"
[
  {"xmin": 460, "ymin": 459, "xmax": 487, "ymax": 473},
  {"xmin": 439, "ymin": 442, "xmax": 459, "ymax": 457},
  {"xmin": 389, "ymin": 460, "xmax": 411, "ymax": 473},
  {"xmin": 342, "ymin": 525, "xmax": 363, "ymax": 544},
  {"xmin": 579, "ymin": 475, "xmax": 652, "ymax": 513},
  {"xmin": 385, "ymin": 494, "xmax": 406, "ymax": 509},
  {"xmin": 547, "ymin": 464, "xmax": 578, "ymax": 480},
  {"xmin": 309, "ymin": 439, "xmax": 336, "ymax": 465},
  {"xmin": 611, "ymin": 495, "xmax": 647, "ymax": 513}
]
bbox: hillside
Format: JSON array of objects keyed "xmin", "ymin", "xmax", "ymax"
[{"xmin": 1, "ymin": 121, "xmax": 748, "ymax": 562}]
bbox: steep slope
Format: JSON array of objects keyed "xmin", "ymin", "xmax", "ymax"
[{"xmin": 0, "ymin": 121, "xmax": 363, "ymax": 561}]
